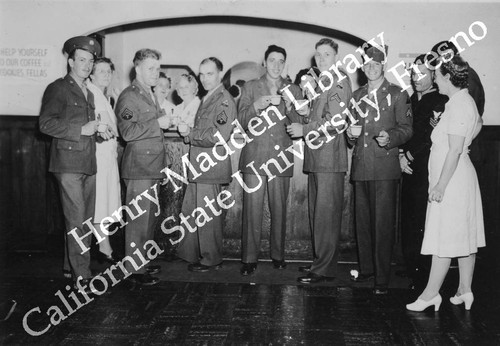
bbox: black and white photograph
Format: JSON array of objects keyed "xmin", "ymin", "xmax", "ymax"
[{"xmin": 0, "ymin": 0, "xmax": 499, "ymax": 344}]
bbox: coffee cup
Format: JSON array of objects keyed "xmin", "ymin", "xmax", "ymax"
[
  {"xmin": 178, "ymin": 123, "xmax": 189, "ymax": 133},
  {"xmin": 97, "ymin": 123, "xmax": 108, "ymax": 133},
  {"xmin": 270, "ymin": 95, "xmax": 281, "ymax": 106},
  {"xmin": 350, "ymin": 124, "xmax": 362, "ymax": 137}
]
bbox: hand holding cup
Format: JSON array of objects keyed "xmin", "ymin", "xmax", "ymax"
[{"xmin": 349, "ymin": 124, "xmax": 362, "ymax": 138}]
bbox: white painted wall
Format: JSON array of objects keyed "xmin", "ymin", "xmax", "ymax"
[
  {"xmin": 105, "ymin": 23, "xmax": 360, "ymax": 93},
  {"xmin": 0, "ymin": 0, "xmax": 499, "ymax": 124}
]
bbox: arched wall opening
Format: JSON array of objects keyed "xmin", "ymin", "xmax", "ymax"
[
  {"xmin": 88, "ymin": 15, "xmax": 366, "ymax": 258},
  {"xmin": 92, "ymin": 15, "xmax": 368, "ymax": 97}
]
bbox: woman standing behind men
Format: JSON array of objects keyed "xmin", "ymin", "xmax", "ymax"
[
  {"xmin": 87, "ymin": 57, "xmax": 120, "ymax": 264},
  {"xmin": 407, "ymin": 56, "xmax": 485, "ymax": 312},
  {"xmin": 154, "ymin": 72, "xmax": 176, "ymax": 119},
  {"xmin": 173, "ymin": 73, "xmax": 201, "ymax": 128}
]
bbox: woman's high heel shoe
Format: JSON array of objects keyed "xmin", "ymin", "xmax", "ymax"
[
  {"xmin": 450, "ymin": 292, "xmax": 474, "ymax": 310},
  {"xmin": 406, "ymin": 294, "xmax": 442, "ymax": 312}
]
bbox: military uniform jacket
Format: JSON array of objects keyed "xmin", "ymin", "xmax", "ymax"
[
  {"xmin": 350, "ymin": 78, "xmax": 413, "ymax": 181},
  {"xmin": 39, "ymin": 74, "xmax": 97, "ymax": 175},
  {"xmin": 116, "ymin": 79, "xmax": 166, "ymax": 180},
  {"xmin": 237, "ymin": 76, "xmax": 302, "ymax": 177},
  {"xmin": 187, "ymin": 84, "xmax": 236, "ymax": 185},
  {"xmin": 303, "ymin": 72, "xmax": 352, "ymax": 173},
  {"xmin": 401, "ymin": 90, "xmax": 447, "ymax": 175}
]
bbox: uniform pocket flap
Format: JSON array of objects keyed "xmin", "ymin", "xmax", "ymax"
[{"xmin": 56, "ymin": 139, "xmax": 84, "ymax": 151}]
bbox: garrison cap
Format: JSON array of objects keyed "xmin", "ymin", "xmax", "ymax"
[
  {"xmin": 63, "ymin": 36, "xmax": 101, "ymax": 56},
  {"xmin": 365, "ymin": 46, "xmax": 387, "ymax": 63}
]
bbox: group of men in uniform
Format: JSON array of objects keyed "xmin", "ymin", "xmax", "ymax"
[{"xmin": 40, "ymin": 34, "xmax": 482, "ymax": 294}]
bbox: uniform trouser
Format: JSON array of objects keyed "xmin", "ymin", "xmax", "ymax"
[
  {"xmin": 124, "ymin": 179, "xmax": 160, "ymax": 274},
  {"xmin": 354, "ymin": 180, "xmax": 398, "ymax": 287},
  {"xmin": 176, "ymin": 183, "xmax": 224, "ymax": 266},
  {"xmin": 241, "ymin": 174, "xmax": 290, "ymax": 264},
  {"xmin": 401, "ymin": 170, "xmax": 429, "ymax": 277},
  {"xmin": 309, "ymin": 172, "xmax": 345, "ymax": 277},
  {"xmin": 54, "ymin": 173, "xmax": 96, "ymax": 280}
]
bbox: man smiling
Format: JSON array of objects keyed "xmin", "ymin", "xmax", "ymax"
[
  {"xmin": 288, "ymin": 38, "xmax": 352, "ymax": 284},
  {"xmin": 116, "ymin": 48, "xmax": 171, "ymax": 286},
  {"xmin": 348, "ymin": 45, "xmax": 413, "ymax": 295},
  {"xmin": 237, "ymin": 45, "xmax": 302, "ymax": 276},
  {"xmin": 176, "ymin": 57, "xmax": 236, "ymax": 272},
  {"xmin": 39, "ymin": 36, "xmax": 103, "ymax": 293}
]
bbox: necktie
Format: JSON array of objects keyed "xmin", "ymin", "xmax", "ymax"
[{"xmin": 81, "ymin": 81, "xmax": 88, "ymax": 100}]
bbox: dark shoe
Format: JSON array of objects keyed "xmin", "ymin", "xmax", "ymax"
[
  {"xmin": 63, "ymin": 269, "xmax": 72, "ymax": 279},
  {"xmin": 146, "ymin": 265, "xmax": 161, "ymax": 275},
  {"xmin": 240, "ymin": 263, "xmax": 257, "ymax": 276},
  {"xmin": 297, "ymin": 272, "xmax": 335, "ymax": 284},
  {"xmin": 130, "ymin": 273, "xmax": 160, "ymax": 286},
  {"xmin": 74, "ymin": 278, "xmax": 98, "ymax": 295},
  {"xmin": 351, "ymin": 272, "xmax": 374, "ymax": 282},
  {"xmin": 298, "ymin": 265, "xmax": 312, "ymax": 273},
  {"xmin": 374, "ymin": 286, "xmax": 388, "ymax": 295},
  {"xmin": 188, "ymin": 262, "xmax": 210, "ymax": 272},
  {"xmin": 272, "ymin": 259, "xmax": 287, "ymax": 270},
  {"xmin": 95, "ymin": 251, "xmax": 119, "ymax": 265}
]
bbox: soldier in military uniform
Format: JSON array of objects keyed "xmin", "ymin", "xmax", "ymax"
[
  {"xmin": 116, "ymin": 49, "xmax": 171, "ymax": 286},
  {"xmin": 238, "ymin": 45, "xmax": 302, "ymax": 276},
  {"xmin": 347, "ymin": 46, "xmax": 413, "ymax": 294},
  {"xmin": 40, "ymin": 36, "xmax": 109, "ymax": 292},
  {"xmin": 287, "ymin": 38, "xmax": 352, "ymax": 284},
  {"xmin": 176, "ymin": 57, "xmax": 236, "ymax": 272}
]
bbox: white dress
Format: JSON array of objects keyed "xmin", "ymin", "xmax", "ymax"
[
  {"xmin": 172, "ymin": 97, "xmax": 201, "ymax": 127},
  {"xmin": 421, "ymin": 89, "xmax": 485, "ymax": 257},
  {"xmin": 159, "ymin": 99, "xmax": 175, "ymax": 118},
  {"xmin": 88, "ymin": 82, "xmax": 121, "ymax": 224}
]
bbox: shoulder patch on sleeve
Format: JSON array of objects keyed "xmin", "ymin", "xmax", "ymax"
[
  {"xmin": 216, "ymin": 110, "xmax": 228, "ymax": 125},
  {"xmin": 330, "ymin": 93, "xmax": 341, "ymax": 103},
  {"xmin": 121, "ymin": 108, "xmax": 133, "ymax": 120}
]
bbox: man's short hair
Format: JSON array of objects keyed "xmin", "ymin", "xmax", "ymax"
[
  {"xmin": 200, "ymin": 57, "xmax": 223, "ymax": 71},
  {"xmin": 294, "ymin": 67, "xmax": 319, "ymax": 85},
  {"xmin": 133, "ymin": 49, "xmax": 161, "ymax": 67},
  {"xmin": 315, "ymin": 38, "xmax": 338, "ymax": 54},
  {"xmin": 264, "ymin": 45, "xmax": 287, "ymax": 61}
]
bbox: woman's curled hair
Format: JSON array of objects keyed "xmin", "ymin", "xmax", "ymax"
[{"xmin": 440, "ymin": 55, "xmax": 469, "ymax": 89}]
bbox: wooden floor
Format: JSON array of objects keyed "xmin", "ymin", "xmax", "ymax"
[{"xmin": 1, "ymin": 252, "xmax": 499, "ymax": 345}]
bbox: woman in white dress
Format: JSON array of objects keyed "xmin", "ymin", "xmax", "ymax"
[
  {"xmin": 172, "ymin": 73, "xmax": 201, "ymax": 128},
  {"xmin": 407, "ymin": 55, "xmax": 485, "ymax": 312},
  {"xmin": 87, "ymin": 57, "xmax": 121, "ymax": 264},
  {"xmin": 154, "ymin": 72, "xmax": 176, "ymax": 119}
]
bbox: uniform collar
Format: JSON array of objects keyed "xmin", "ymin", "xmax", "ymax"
[
  {"xmin": 204, "ymin": 83, "xmax": 223, "ymax": 102},
  {"xmin": 258, "ymin": 74, "xmax": 288, "ymax": 94},
  {"xmin": 68, "ymin": 73, "xmax": 87, "ymax": 89},
  {"xmin": 133, "ymin": 79, "xmax": 153, "ymax": 96},
  {"xmin": 362, "ymin": 78, "xmax": 389, "ymax": 97}
]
